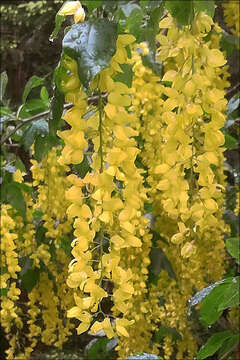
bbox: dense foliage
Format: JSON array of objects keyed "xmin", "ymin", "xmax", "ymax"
[{"xmin": 0, "ymin": 1, "xmax": 239, "ymax": 360}]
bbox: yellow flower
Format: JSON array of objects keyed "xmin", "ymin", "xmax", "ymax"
[{"xmin": 58, "ymin": 1, "xmax": 85, "ymax": 23}]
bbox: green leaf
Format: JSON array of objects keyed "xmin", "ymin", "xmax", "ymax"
[
  {"xmin": 50, "ymin": 87, "xmax": 64, "ymax": 137},
  {"xmin": 165, "ymin": 0, "xmax": 194, "ymax": 26},
  {"xmin": 63, "ymin": 20, "xmax": 117, "ymax": 88},
  {"xmin": 6, "ymin": 182, "xmax": 26, "ymax": 217},
  {"xmin": 21, "ymin": 267, "xmax": 40, "ymax": 292},
  {"xmin": 224, "ymin": 134, "xmax": 239, "ymax": 150},
  {"xmin": 227, "ymin": 92, "xmax": 240, "ymax": 116},
  {"xmin": 0, "ymin": 71, "xmax": 8, "ymax": 102},
  {"xmin": 188, "ymin": 280, "xmax": 224, "ymax": 308},
  {"xmin": 193, "ymin": 0, "xmax": 215, "ymax": 17},
  {"xmin": 125, "ymin": 8, "xmax": 143, "ymax": 41},
  {"xmin": 40, "ymin": 86, "xmax": 49, "ymax": 102},
  {"xmin": 34, "ymin": 135, "xmax": 49, "ymax": 162},
  {"xmin": 142, "ymin": 50, "xmax": 162, "ymax": 77},
  {"xmin": 22, "ymin": 119, "xmax": 48, "ymax": 149},
  {"xmin": 88, "ymin": 338, "xmax": 108, "ymax": 360},
  {"xmin": 200, "ymin": 277, "xmax": 238, "ymax": 327},
  {"xmin": 82, "ymin": 0, "xmax": 102, "ymax": 13},
  {"xmin": 114, "ymin": 64, "xmax": 134, "ymax": 88},
  {"xmin": 22, "ymin": 75, "xmax": 44, "ymax": 103},
  {"xmin": 218, "ymin": 277, "xmax": 240, "ymax": 311},
  {"xmin": 19, "ymin": 99, "xmax": 49, "ymax": 118},
  {"xmin": 221, "ymin": 31, "xmax": 239, "ymax": 56},
  {"xmin": 50, "ymin": 14, "xmax": 66, "ymax": 42},
  {"xmin": 0, "ymin": 288, "xmax": 8, "ymax": 296},
  {"xmin": 154, "ymin": 326, "xmax": 182, "ymax": 343},
  {"xmin": 73, "ymin": 154, "xmax": 91, "ymax": 178},
  {"xmin": 226, "ymin": 237, "xmax": 240, "ymax": 264},
  {"xmin": 197, "ymin": 332, "xmax": 234, "ymax": 360},
  {"xmin": 218, "ymin": 334, "xmax": 240, "ymax": 358},
  {"xmin": 150, "ymin": 247, "xmax": 177, "ymax": 280}
]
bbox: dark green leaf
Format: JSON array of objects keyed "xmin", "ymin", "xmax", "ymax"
[
  {"xmin": 34, "ymin": 135, "xmax": 49, "ymax": 162},
  {"xmin": 227, "ymin": 92, "xmax": 240, "ymax": 116},
  {"xmin": 193, "ymin": 0, "xmax": 215, "ymax": 17},
  {"xmin": 221, "ymin": 31, "xmax": 239, "ymax": 56},
  {"xmin": 0, "ymin": 288, "xmax": 8, "ymax": 296},
  {"xmin": 19, "ymin": 99, "xmax": 49, "ymax": 118},
  {"xmin": 82, "ymin": 0, "xmax": 102, "ymax": 13},
  {"xmin": 218, "ymin": 277, "xmax": 239, "ymax": 311},
  {"xmin": 22, "ymin": 76, "xmax": 44, "ymax": 103},
  {"xmin": 114, "ymin": 64, "xmax": 134, "ymax": 88},
  {"xmin": 125, "ymin": 354, "xmax": 160, "ymax": 360},
  {"xmin": 50, "ymin": 87, "xmax": 65, "ymax": 137},
  {"xmin": 40, "ymin": 86, "xmax": 49, "ymax": 102},
  {"xmin": 218, "ymin": 334, "xmax": 239, "ymax": 358},
  {"xmin": 196, "ymin": 332, "xmax": 234, "ymax": 360},
  {"xmin": 22, "ymin": 119, "xmax": 48, "ymax": 149},
  {"xmin": 125, "ymin": 8, "xmax": 143, "ymax": 41},
  {"xmin": 165, "ymin": 0, "xmax": 194, "ymax": 26},
  {"xmin": 226, "ymin": 237, "xmax": 240, "ymax": 264},
  {"xmin": 0, "ymin": 71, "xmax": 8, "ymax": 102},
  {"xmin": 200, "ymin": 277, "xmax": 237, "ymax": 327},
  {"xmin": 88, "ymin": 338, "xmax": 108, "ymax": 360},
  {"xmin": 150, "ymin": 247, "xmax": 177, "ymax": 280},
  {"xmin": 148, "ymin": 3, "xmax": 164, "ymax": 34},
  {"xmin": 63, "ymin": 20, "xmax": 117, "ymax": 88},
  {"xmin": 6, "ymin": 182, "xmax": 26, "ymax": 216},
  {"xmin": 154, "ymin": 326, "xmax": 182, "ymax": 343},
  {"xmin": 73, "ymin": 154, "xmax": 91, "ymax": 177},
  {"xmin": 21, "ymin": 268, "xmax": 40, "ymax": 292},
  {"xmin": 224, "ymin": 134, "xmax": 239, "ymax": 150},
  {"xmin": 50, "ymin": 14, "xmax": 66, "ymax": 42}
]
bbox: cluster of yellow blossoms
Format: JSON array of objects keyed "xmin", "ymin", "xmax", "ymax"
[
  {"xmin": 129, "ymin": 12, "xmax": 229, "ymax": 359},
  {"xmin": 58, "ymin": 32, "xmax": 154, "ymax": 341},
  {"xmin": 223, "ymin": 0, "xmax": 240, "ymax": 37}
]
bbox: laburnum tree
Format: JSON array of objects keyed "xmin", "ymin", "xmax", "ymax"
[{"xmin": 0, "ymin": 1, "xmax": 239, "ymax": 360}]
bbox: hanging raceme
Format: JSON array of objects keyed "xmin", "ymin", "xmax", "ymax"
[
  {"xmin": 223, "ymin": 0, "xmax": 240, "ymax": 37},
  {"xmin": 58, "ymin": 32, "xmax": 154, "ymax": 341},
  {"xmin": 130, "ymin": 11, "xmax": 230, "ymax": 359}
]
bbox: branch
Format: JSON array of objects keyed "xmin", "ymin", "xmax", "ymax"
[{"xmin": 0, "ymin": 93, "xmax": 108, "ymax": 146}]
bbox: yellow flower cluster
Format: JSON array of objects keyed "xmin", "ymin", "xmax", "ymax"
[
  {"xmin": 223, "ymin": 0, "xmax": 240, "ymax": 37},
  {"xmin": 0, "ymin": 205, "xmax": 22, "ymax": 359},
  {"xmin": 31, "ymin": 147, "xmax": 72, "ymax": 243},
  {"xmin": 129, "ymin": 12, "xmax": 229, "ymax": 359},
  {"xmin": 58, "ymin": 34, "xmax": 154, "ymax": 340}
]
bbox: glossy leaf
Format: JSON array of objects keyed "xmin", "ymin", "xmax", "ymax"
[
  {"xmin": 50, "ymin": 87, "xmax": 65, "ymax": 136},
  {"xmin": 193, "ymin": 0, "xmax": 215, "ymax": 17},
  {"xmin": 22, "ymin": 119, "xmax": 48, "ymax": 149},
  {"xmin": 226, "ymin": 237, "xmax": 240, "ymax": 264},
  {"xmin": 19, "ymin": 99, "xmax": 49, "ymax": 118},
  {"xmin": 0, "ymin": 71, "xmax": 8, "ymax": 102},
  {"xmin": 197, "ymin": 332, "xmax": 234, "ymax": 360},
  {"xmin": 200, "ymin": 277, "xmax": 237, "ymax": 327},
  {"xmin": 218, "ymin": 333, "xmax": 240, "ymax": 359},
  {"xmin": 218, "ymin": 277, "xmax": 239, "ymax": 311},
  {"xmin": 40, "ymin": 86, "xmax": 49, "ymax": 101},
  {"xmin": 22, "ymin": 75, "xmax": 44, "ymax": 103},
  {"xmin": 188, "ymin": 280, "xmax": 224, "ymax": 308},
  {"xmin": 165, "ymin": 1, "xmax": 193, "ymax": 26},
  {"xmin": 63, "ymin": 20, "xmax": 117, "ymax": 88}
]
